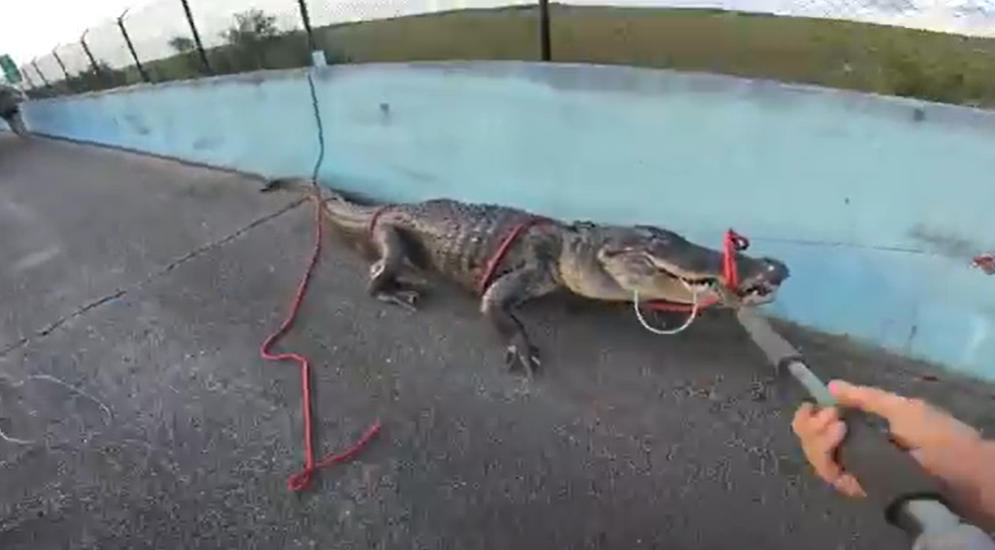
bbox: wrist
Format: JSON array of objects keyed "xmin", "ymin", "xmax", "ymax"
[
  {"xmin": 940, "ymin": 439, "xmax": 995, "ymax": 529},
  {"xmin": 977, "ymin": 440, "xmax": 995, "ymax": 502}
]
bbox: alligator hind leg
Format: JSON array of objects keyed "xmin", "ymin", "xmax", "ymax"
[
  {"xmin": 367, "ymin": 224, "xmax": 421, "ymax": 311},
  {"xmin": 480, "ymin": 267, "xmax": 559, "ymax": 378}
]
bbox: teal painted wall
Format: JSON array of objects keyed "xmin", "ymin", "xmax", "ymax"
[{"xmin": 15, "ymin": 62, "xmax": 995, "ymax": 381}]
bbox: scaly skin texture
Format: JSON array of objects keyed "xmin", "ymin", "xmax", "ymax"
[{"xmin": 262, "ymin": 178, "xmax": 791, "ymax": 377}]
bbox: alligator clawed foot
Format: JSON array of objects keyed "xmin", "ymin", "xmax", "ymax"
[
  {"xmin": 505, "ymin": 337, "xmax": 541, "ymax": 379},
  {"xmin": 375, "ymin": 289, "xmax": 420, "ymax": 311}
]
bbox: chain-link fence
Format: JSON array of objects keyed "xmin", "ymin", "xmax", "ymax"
[
  {"xmin": 20, "ymin": 0, "xmax": 319, "ymax": 98},
  {"xmin": 15, "ymin": 0, "xmax": 995, "ymax": 108},
  {"xmin": 306, "ymin": 0, "xmax": 542, "ymax": 63}
]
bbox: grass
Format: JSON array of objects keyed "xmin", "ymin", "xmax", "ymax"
[{"xmin": 29, "ymin": 4, "xmax": 995, "ymax": 109}]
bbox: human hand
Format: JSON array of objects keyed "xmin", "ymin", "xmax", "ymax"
[{"xmin": 792, "ymin": 380, "xmax": 984, "ymax": 498}]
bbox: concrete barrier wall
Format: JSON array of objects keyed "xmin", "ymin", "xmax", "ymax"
[{"xmin": 15, "ymin": 62, "xmax": 995, "ymax": 381}]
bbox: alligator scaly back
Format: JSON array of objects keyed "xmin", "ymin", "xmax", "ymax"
[
  {"xmin": 260, "ymin": 176, "xmax": 566, "ymax": 375},
  {"xmin": 367, "ymin": 199, "xmax": 560, "ymax": 291},
  {"xmin": 261, "ymin": 177, "xmax": 556, "ymax": 290}
]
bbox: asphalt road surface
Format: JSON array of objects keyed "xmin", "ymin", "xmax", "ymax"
[{"xmin": 1, "ymin": 134, "xmax": 992, "ymax": 550}]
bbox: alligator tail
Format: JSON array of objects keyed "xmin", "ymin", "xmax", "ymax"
[
  {"xmin": 261, "ymin": 177, "xmax": 378, "ymax": 233},
  {"xmin": 260, "ymin": 177, "xmax": 324, "ymax": 196}
]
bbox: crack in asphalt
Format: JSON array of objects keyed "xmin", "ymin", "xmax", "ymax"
[{"xmin": 0, "ymin": 197, "xmax": 308, "ymax": 360}]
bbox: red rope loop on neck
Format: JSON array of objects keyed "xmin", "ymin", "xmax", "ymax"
[{"xmin": 477, "ymin": 217, "xmax": 551, "ymax": 296}]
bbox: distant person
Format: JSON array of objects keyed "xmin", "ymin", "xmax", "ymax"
[
  {"xmin": 793, "ymin": 380, "xmax": 995, "ymax": 537},
  {"xmin": 0, "ymin": 82, "xmax": 29, "ymax": 136}
]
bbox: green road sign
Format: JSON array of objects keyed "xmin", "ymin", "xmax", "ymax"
[{"xmin": 0, "ymin": 54, "xmax": 23, "ymax": 85}]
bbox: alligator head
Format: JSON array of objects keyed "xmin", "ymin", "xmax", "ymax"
[{"xmin": 562, "ymin": 223, "xmax": 789, "ymax": 307}]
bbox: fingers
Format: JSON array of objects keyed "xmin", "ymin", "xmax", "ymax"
[
  {"xmin": 792, "ymin": 404, "xmax": 843, "ymax": 480},
  {"xmin": 792, "ymin": 403, "xmax": 839, "ymax": 437},
  {"xmin": 831, "ymin": 473, "xmax": 866, "ymax": 498},
  {"xmin": 828, "ymin": 380, "xmax": 913, "ymax": 420},
  {"xmin": 830, "ymin": 380, "xmax": 982, "ymax": 457},
  {"xmin": 793, "ymin": 402, "xmax": 866, "ymax": 498}
]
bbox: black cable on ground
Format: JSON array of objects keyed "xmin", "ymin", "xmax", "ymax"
[{"xmin": 305, "ymin": 69, "xmax": 326, "ymax": 184}]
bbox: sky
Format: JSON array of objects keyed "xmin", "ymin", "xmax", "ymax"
[
  {"xmin": 4, "ymin": 0, "xmax": 995, "ymax": 84},
  {"xmin": 1, "ymin": 0, "xmax": 148, "ymax": 63}
]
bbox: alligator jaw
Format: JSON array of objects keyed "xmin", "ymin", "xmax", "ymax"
[
  {"xmin": 588, "ymin": 224, "xmax": 791, "ymax": 307},
  {"xmin": 646, "ymin": 258, "xmax": 789, "ymax": 307}
]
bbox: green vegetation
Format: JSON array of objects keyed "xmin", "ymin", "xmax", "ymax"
[{"xmin": 27, "ymin": 4, "xmax": 995, "ymax": 109}]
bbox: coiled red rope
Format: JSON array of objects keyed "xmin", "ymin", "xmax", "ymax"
[{"xmin": 260, "ymin": 193, "xmax": 382, "ymax": 492}]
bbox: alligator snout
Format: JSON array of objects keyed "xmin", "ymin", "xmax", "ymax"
[
  {"xmin": 738, "ymin": 257, "xmax": 790, "ymax": 301},
  {"xmin": 759, "ymin": 258, "xmax": 790, "ymax": 286}
]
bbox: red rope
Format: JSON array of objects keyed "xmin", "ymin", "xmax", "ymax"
[
  {"xmin": 262, "ymin": 196, "xmax": 741, "ymax": 488},
  {"xmin": 260, "ymin": 193, "xmax": 382, "ymax": 492},
  {"xmin": 264, "ymin": 204, "xmax": 741, "ymax": 490},
  {"xmin": 477, "ymin": 217, "xmax": 551, "ymax": 296}
]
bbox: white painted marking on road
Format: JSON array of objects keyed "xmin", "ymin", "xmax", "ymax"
[{"xmin": 10, "ymin": 246, "xmax": 62, "ymax": 273}]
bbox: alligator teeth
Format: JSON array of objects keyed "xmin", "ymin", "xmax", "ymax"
[{"xmin": 744, "ymin": 284, "xmax": 776, "ymax": 297}]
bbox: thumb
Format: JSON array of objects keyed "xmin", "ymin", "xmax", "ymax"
[{"xmin": 828, "ymin": 380, "xmax": 910, "ymax": 421}]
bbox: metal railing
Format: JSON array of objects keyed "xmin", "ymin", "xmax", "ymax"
[{"xmin": 14, "ymin": 0, "xmax": 995, "ymax": 109}]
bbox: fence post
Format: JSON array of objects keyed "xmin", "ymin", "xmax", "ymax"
[
  {"xmin": 51, "ymin": 48, "xmax": 71, "ymax": 81},
  {"xmin": 538, "ymin": 0, "xmax": 551, "ymax": 61},
  {"xmin": 80, "ymin": 30, "xmax": 108, "ymax": 90},
  {"xmin": 50, "ymin": 47, "xmax": 75, "ymax": 94},
  {"xmin": 30, "ymin": 59, "xmax": 51, "ymax": 88},
  {"xmin": 178, "ymin": 0, "xmax": 213, "ymax": 75},
  {"xmin": 118, "ymin": 8, "xmax": 151, "ymax": 83}
]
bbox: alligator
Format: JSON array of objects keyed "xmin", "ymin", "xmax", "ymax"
[{"xmin": 262, "ymin": 178, "xmax": 790, "ymax": 377}]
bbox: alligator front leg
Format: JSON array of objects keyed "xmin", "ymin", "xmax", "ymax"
[
  {"xmin": 480, "ymin": 267, "xmax": 559, "ymax": 378},
  {"xmin": 367, "ymin": 224, "xmax": 421, "ymax": 311}
]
